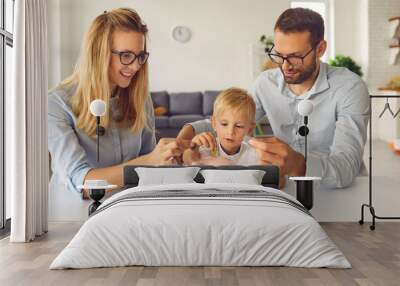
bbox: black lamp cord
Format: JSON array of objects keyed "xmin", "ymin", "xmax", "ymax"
[
  {"xmin": 96, "ymin": 116, "xmax": 107, "ymax": 162},
  {"xmin": 298, "ymin": 116, "xmax": 309, "ymax": 164},
  {"xmin": 96, "ymin": 116, "xmax": 100, "ymax": 162},
  {"xmin": 304, "ymin": 116, "xmax": 308, "ymax": 164},
  {"xmin": 95, "ymin": 117, "xmax": 106, "ymax": 162}
]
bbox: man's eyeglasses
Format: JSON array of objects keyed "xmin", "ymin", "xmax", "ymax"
[
  {"xmin": 267, "ymin": 44, "xmax": 315, "ymax": 67},
  {"xmin": 111, "ymin": 50, "xmax": 150, "ymax": 65}
]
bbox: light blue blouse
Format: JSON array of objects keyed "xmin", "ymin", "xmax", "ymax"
[{"xmin": 48, "ymin": 84, "xmax": 156, "ymax": 195}]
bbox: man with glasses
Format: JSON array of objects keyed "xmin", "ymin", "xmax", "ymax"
[{"xmin": 179, "ymin": 8, "xmax": 369, "ymax": 189}]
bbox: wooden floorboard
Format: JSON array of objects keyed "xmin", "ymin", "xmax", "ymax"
[{"xmin": 0, "ymin": 222, "xmax": 399, "ymax": 286}]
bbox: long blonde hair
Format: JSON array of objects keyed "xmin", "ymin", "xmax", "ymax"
[{"xmin": 60, "ymin": 8, "xmax": 150, "ymax": 136}]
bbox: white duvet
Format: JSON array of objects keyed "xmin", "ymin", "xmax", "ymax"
[{"xmin": 50, "ymin": 183, "xmax": 350, "ymax": 269}]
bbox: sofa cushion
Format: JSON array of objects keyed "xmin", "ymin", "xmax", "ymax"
[
  {"xmin": 169, "ymin": 92, "xmax": 202, "ymax": 115},
  {"xmin": 151, "ymin": 91, "xmax": 169, "ymax": 114},
  {"xmin": 155, "ymin": 116, "xmax": 169, "ymax": 128},
  {"xmin": 203, "ymin": 90, "xmax": 221, "ymax": 116},
  {"xmin": 169, "ymin": 115, "xmax": 204, "ymax": 129}
]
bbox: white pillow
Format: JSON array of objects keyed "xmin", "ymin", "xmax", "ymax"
[
  {"xmin": 200, "ymin": 169, "xmax": 266, "ymax": 185},
  {"xmin": 135, "ymin": 167, "xmax": 200, "ymax": 186}
]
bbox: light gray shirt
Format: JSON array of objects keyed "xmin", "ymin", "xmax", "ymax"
[
  {"xmin": 48, "ymin": 85, "xmax": 156, "ymax": 195},
  {"xmin": 190, "ymin": 62, "xmax": 369, "ymax": 188}
]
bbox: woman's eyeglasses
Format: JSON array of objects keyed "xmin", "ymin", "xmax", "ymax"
[{"xmin": 111, "ymin": 50, "xmax": 150, "ymax": 65}]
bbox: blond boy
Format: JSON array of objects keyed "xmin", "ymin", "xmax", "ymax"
[{"xmin": 183, "ymin": 88, "xmax": 259, "ymax": 165}]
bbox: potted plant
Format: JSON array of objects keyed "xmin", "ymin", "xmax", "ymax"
[
  {"xmin": 260, "ymin": 35, "xmax": 274, "ymax": 53},
  {"xmin": 328, "ymin": 54, "xmax": 363, "ymax": 77}
]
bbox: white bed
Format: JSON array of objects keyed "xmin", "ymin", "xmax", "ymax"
[{"xmin": 50, "ymin": 183, "xmax": 350, "ymax": 269}]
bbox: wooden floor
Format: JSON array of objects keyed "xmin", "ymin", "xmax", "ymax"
[{"xmin": 0, "ymin": 222, "xmax": 399, "ymax": 286}]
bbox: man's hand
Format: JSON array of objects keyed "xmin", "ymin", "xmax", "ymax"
[{"xmin": 249, "ymin": 136, "xmax": 306, "ymax": 188}]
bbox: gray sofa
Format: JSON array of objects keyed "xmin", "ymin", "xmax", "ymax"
[
  {"xmin": 151, "ymin": 90, "xmax": 221, "ymax": 140},
  {"xmin": 151, "ymin": 90, "xmax": 272, "ymax": 141}
]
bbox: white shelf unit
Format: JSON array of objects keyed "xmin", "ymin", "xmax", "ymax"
[{"xmin": 389, "ymin": 16, "xmax": 400, "ymax": 64}]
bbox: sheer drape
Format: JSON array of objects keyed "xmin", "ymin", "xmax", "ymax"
[{"xmin": 9, "ymin": 0, "xmax": 48, "ymax": 242}]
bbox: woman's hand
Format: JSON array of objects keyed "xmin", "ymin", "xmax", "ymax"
[
  {"xmin": 182, "ymin": 147, "xmax": 201, "ymax": 165},
  {"xmin": 147, "ymin": 138, "xmax": 191, "ymax": 165},
  {"xmin": 191, "ymin": 132, "xmax": 217, "ymax": 151}
]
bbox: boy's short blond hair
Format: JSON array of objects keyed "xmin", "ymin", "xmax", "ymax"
[{"xmin": 213, "ymin": 87, "xmax": 256, "ymax": 122}]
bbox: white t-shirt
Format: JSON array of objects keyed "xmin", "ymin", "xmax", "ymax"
[{"xmin": 199, "ymin": 138, "xmax": 259, "ymax": 165}]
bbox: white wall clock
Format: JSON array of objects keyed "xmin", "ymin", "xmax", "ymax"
[{"xmin": 172, "ymin": 26, "xmax": 192, "ymax": 43}]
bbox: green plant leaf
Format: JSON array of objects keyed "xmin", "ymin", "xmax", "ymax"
[{"xmin": 328, "ymin": 54, "xmax": 363, "ymax": 77}]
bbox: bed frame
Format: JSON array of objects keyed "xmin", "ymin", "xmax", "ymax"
[
  {"xmin": 88, "ymin": 165, "xmax": 313, "ymax": 215},
  {"xmin": 123, "ymin": 165, "xmax": 280, "ymax": 189}
]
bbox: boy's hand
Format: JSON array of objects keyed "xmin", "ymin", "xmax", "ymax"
[{"xmin": 191, "ymin": 132, "xmax": 217, "ymax": 151}]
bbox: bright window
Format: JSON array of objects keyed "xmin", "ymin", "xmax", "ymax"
[
  {"xmin": 6, "ymin": 0, "xmax": 14, "ymax": 33},
  {"xmin": 5, "ymin": 44, "xmax": 11, "ymax": 220},
  {"xmin": 1, "ymin": 0, "xmax": 14, "ymax": 233},
  {"xmin": 291, "ymin": 0, "xmax": 334, "ymax": 62}
]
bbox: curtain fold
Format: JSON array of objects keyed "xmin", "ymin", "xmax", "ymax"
[{"xmin": 10, "ymin": 0, "xmax": 48, "ymax": 242}]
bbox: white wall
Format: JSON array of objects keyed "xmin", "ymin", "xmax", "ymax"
[
  {"xmin": 48, "ymin": 0, "xmax": 291, "ymax": 91},
  {"xmin": 334, "ymin": 0, "xmax": 369, "ymax": 80},
  {"xmin": 46, "ymin": 0, "xmax": 61, "ymax": 89},
  {"xmin": 46, "ymin": 1, "xmax": 400, "ymax": 138},
  {"xmin": 367, "ymin": 0, "xmax": 400, "ymax": 89},
  {"xmin": 47, "ymin": 0, "xmax": 369, "ymax": 92},
  {"xmin": 46, "ymin": 0, "xmax": 400, "ymax": 222},
  {"xmin": 367, "ymin": 0, "xmax": 400, "ymax": 141}
]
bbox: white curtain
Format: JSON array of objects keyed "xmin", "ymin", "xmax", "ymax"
[{"xmin": 9, "ymin": 0, "xmax": 48, "ymax": 242}]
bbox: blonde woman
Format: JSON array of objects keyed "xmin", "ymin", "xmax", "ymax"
[{"xmin": 48, "ymin": 8, "xmax": 187, "ymax": 197}]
